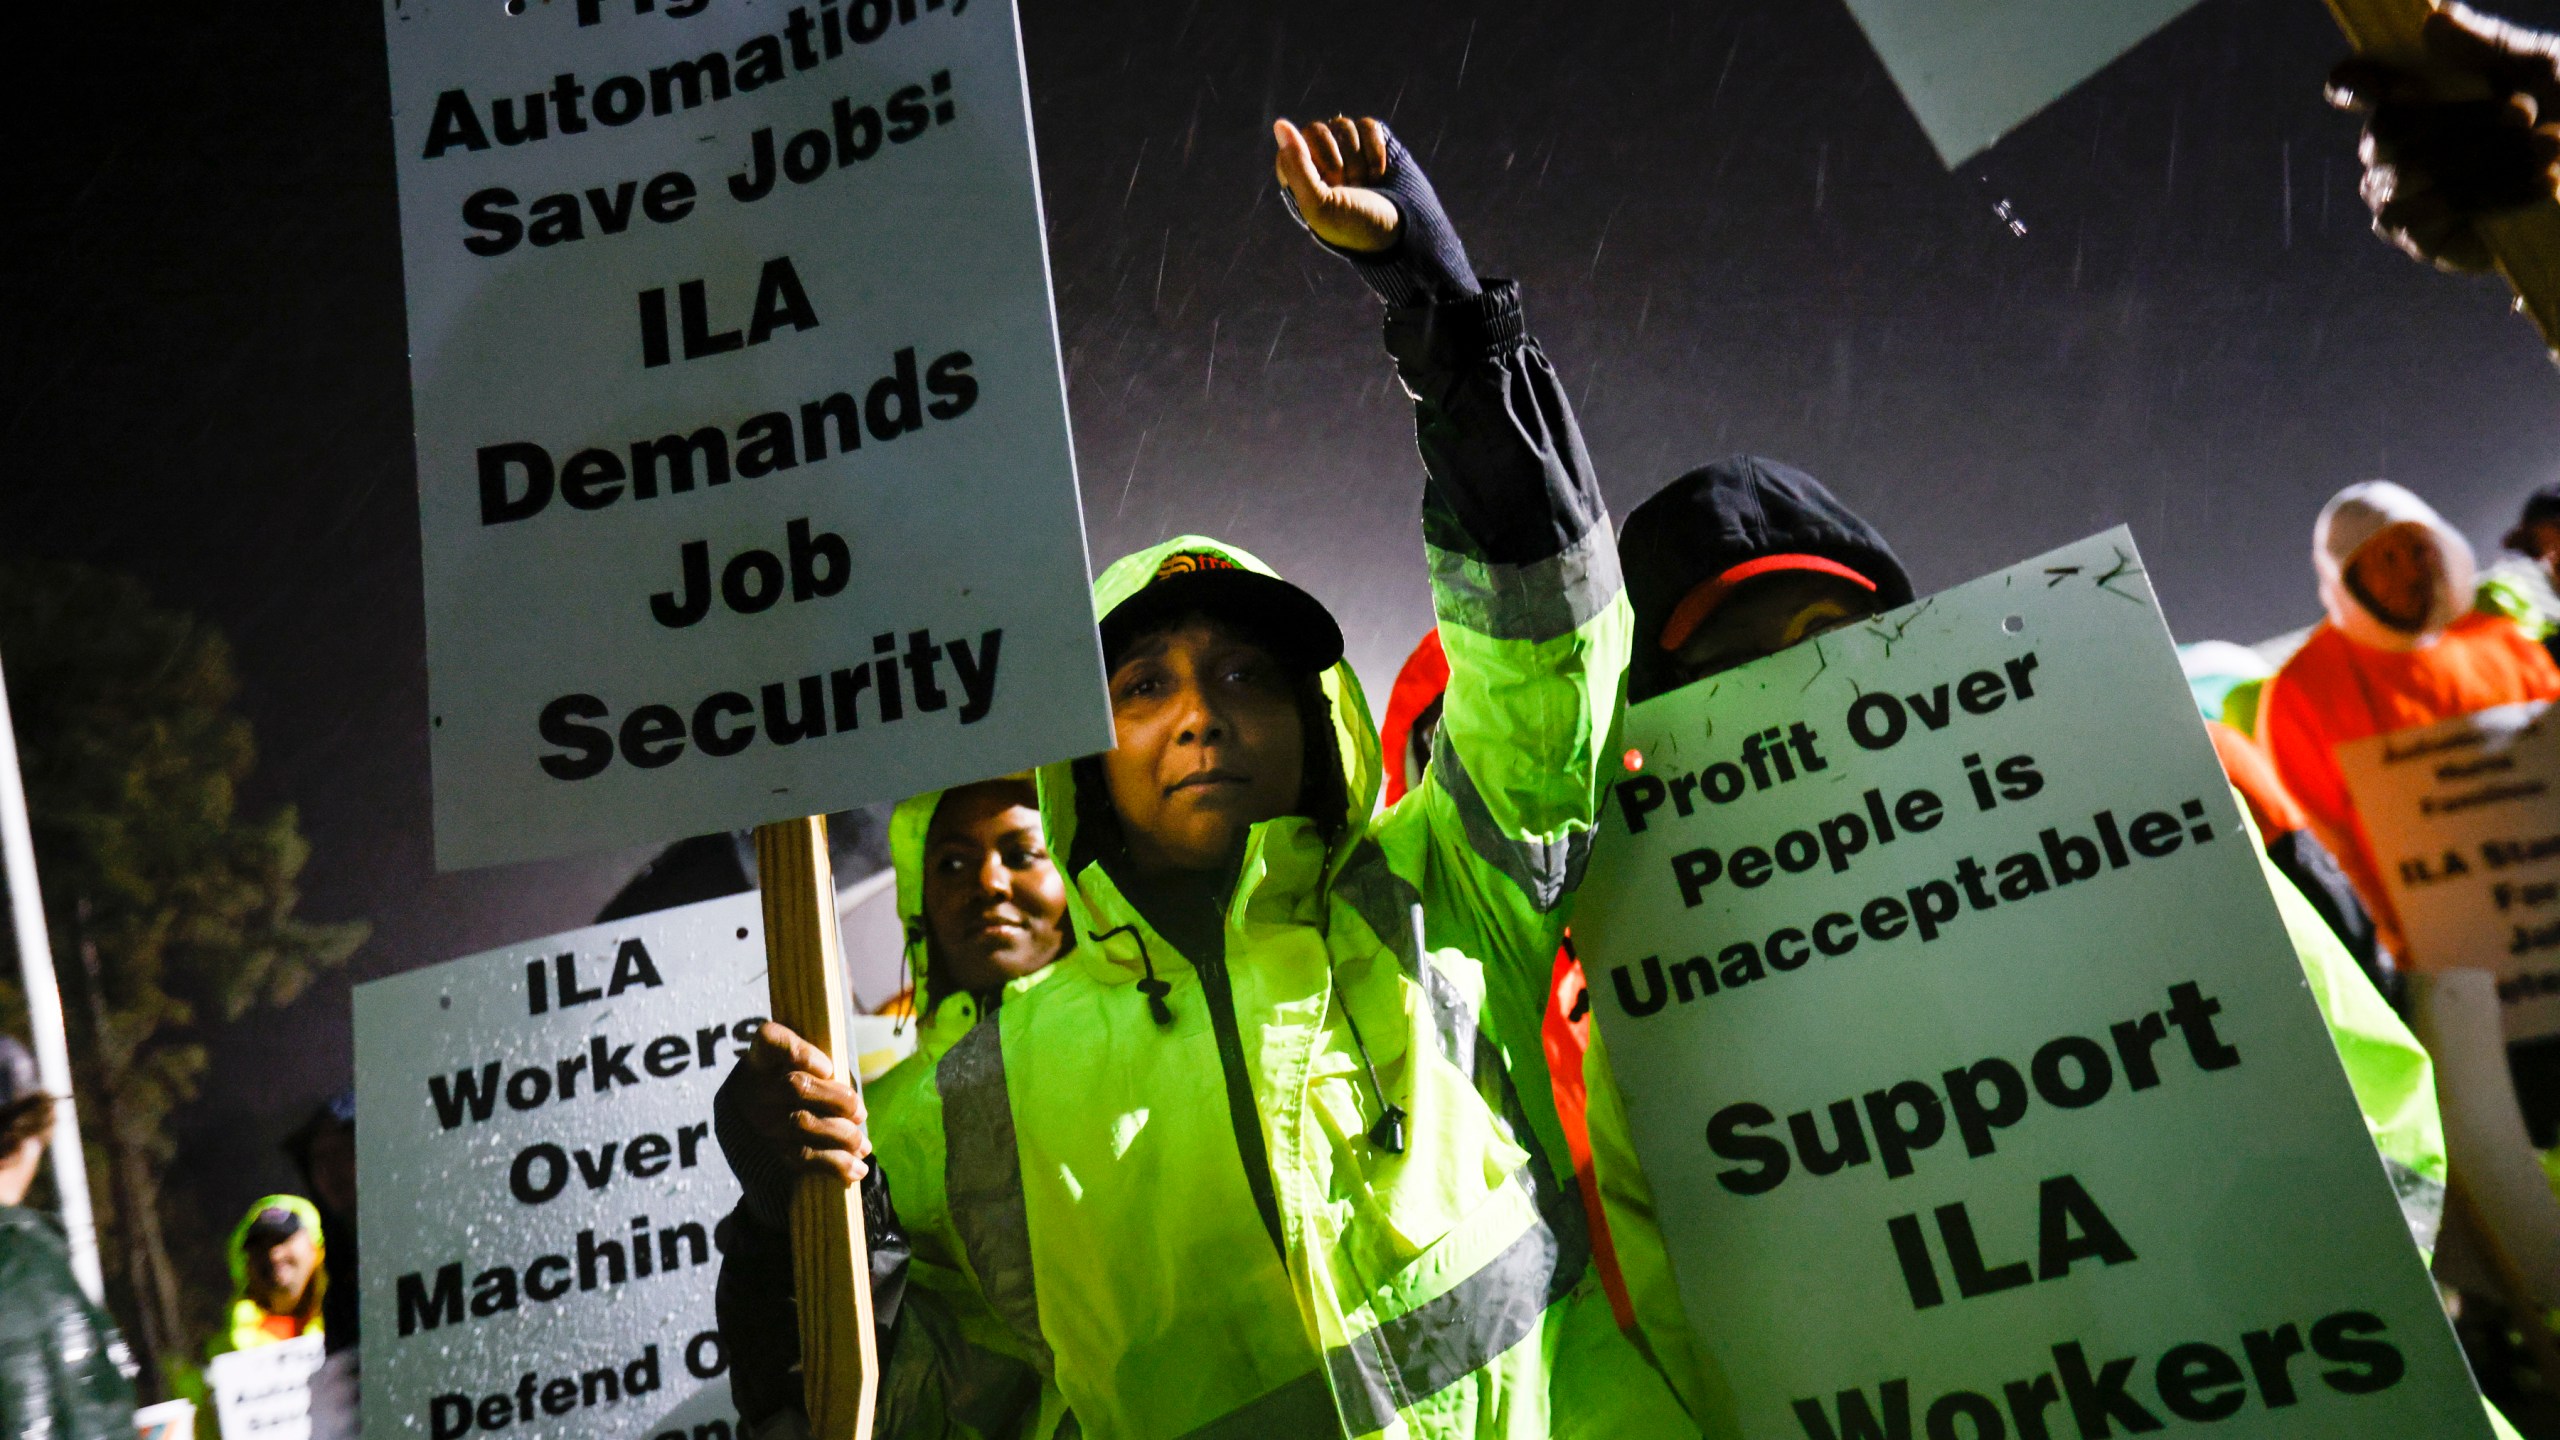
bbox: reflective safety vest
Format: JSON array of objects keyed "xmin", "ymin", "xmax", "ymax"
[
  {"xmin": 864, "ymin": 789, "xmax": 1072, "ymax": 1439},
  {"xmin": 862, "ymin": 532, "xmax": 1691, "ymax": 1439}
]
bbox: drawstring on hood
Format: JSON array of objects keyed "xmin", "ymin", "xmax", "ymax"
[
  {"xmin": 1334, "ymin": 982, "xmax": 1408, "ymax": 1155},
  {"xmin": 2315, "ymin": 480, "xmax": 2477, "ymax": 652},
  {"xmin": 1093, "ymin": 923, "xmax": 1176, "ymax": 1026}
]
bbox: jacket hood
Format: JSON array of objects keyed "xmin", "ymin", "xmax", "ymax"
[
  {"xmin": 2314, "ymin": 480, "xmax": 2476, "ymax": 651},
  {"xmin": 2177, "ymin": 640, "xmax": 2274, "ymax": 727},
  {"xmin": 226, "ymin": 1193, "xmax": 323, "ymax": 1291},
  {"xmin": 1038, "ymin": 535, "xmax": 1380, "ymax": 904},
  {"xmin": 1379, "ymin": 630, "xmax": 1449, "ymax": 806},
  {"xmin": 887, "ymin": 790, "xmax": 942, "ymax": 1018},
  {"xmin": 1620, "ymin": 456, "xmax": 1913, "ymax": 702}
]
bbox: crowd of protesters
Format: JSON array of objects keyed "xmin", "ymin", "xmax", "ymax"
[
  {"xmin": 703, "ymin": 13, "xmax": 2560, "ymax": 1433},
  {"xmin": 13, "ymin": 4, "xmax": 2560, "ymax": 1440}
]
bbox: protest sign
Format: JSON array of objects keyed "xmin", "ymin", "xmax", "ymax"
[
  {"xmin": 1842, "ymin": 0, "xmax": 2208, "ymax": 167},
  {"xmin": 381, "ymin": 0, "xmax": 1110, "ymax": 871},
  {"xmin": 2339, "ymin": 701, "xmax": 2560, "ymax": 1043},
  {"xmin": 1576, "ymin": 529, "xmax": 2486, "ymax": 1438},
  {"xmin": 133, "ymin": 1399, "xmax": 196, "ymax": 1440},
  {"xmin": 208, "ymin": 1334, "xmax": 325, "ymax": 1440},
  {"xmin": 354, "ymin": 894, "xmax": 766, "ymax": 1440}
]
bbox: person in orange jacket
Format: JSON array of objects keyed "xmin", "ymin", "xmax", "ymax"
[
  {"xmin": 2261, "ymin": 480, "xmax": 2560, "ymax": 962},
  {"xmin": 2261, "ymin": 480, "xmax": 2560, "ymax": 1165},
  {"xmin": 2182, "ymin": 642, "xmax": 2398, "ymax": 1004}
]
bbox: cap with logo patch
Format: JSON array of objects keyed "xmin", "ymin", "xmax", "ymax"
[{"xmin": 1098, "ymin": 550, "xmax": 1344, "ymax": 675}]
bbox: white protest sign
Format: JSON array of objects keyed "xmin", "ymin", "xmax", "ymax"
[
  {"xmin": 1843, "ymin": 0, "xmax": 2208, "ymax": 167},
  {"xmin": 1576, "ymin": 530, "xmax": 2485, "ymax": 1438},
  {"xmin": 208, "ymin": 1334, "xmax": 326, "ymax": 1440},
  {"xmin": 2338, "ymin": 702, "xmax": 2560, "ymax": 1042},
  {"xmin": 382, "ymin": 0, "xmax": 1110, "ymax": 871},
  {"xmin": 355, "ymin": 894, "xmax": 766, "ymax": 1440},
  {"xmin": 133, "ymin": 1399, "xmax": 196, "ymax": 1440}
]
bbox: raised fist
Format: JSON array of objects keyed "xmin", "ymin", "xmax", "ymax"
[{"xmin": 1273, "ymin": 116, "xmax": 1402, "ymax": 254}]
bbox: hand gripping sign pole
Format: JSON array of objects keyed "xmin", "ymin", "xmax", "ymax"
[
  {"xmin": 2325, "ymin": 0, "xmax": 2560, "ymax": 353},
  {"xmin": 755, "ymin": 817, "xmax": 878, "ymax": 1440}
]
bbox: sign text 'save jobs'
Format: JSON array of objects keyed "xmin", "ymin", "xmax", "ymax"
[{"xmin": 382, "ymin": 0, "xmax": 1110, "ymax": 871}]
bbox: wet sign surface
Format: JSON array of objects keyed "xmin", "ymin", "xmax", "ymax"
[
  {"xmin": 1576, "ymin": 530, "xmax": 2485, "ymax": 1438},
  {"xmin": 355, "ymin": 895, "xmax": 766, "ymax": 1440}
]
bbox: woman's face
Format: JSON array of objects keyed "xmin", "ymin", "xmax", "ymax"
[
  {"xmin": 1102, "ymin": 618, "xmax": 1306, "ymax": 873},
  {"xmin": 923, "ymin": 784, "xmax": 1069, "ymax": 993}
]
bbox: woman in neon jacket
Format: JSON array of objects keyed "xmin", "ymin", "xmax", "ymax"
[
  {"xmin": 713, "ymin": 117, "xmax": 1689, "ymax": 1439},
  {"xmin": 719, "ymin": 777, "xmax": 1077, "ymax": 1438}
]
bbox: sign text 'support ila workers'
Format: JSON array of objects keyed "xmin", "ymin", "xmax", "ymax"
[{"xmin": 1575, "ymin": 529, "xmax": 2486, "ymax": 1439}]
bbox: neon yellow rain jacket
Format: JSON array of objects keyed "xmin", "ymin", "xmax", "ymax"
[
  {"xmin": 863, "ymin": 789, "xmax": 1072, "ymax": 1437},
  {"xmin": 863, "ymin": 284, "xmax": 1690, "ymax": 1439},
  {"xmin": 206, "ymin": 1194, "xmax": 326, "ymax": 1359}
]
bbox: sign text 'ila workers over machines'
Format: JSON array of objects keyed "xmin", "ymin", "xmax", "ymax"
[
  {"xmin": 1573, "ymin": 529, "xmax": 2487, "ymax": 1440},
  {"xmin": 355, "ymin": 894, "xmax": 767, "ymax": 1440},
  {"xmin": 383, "ymin": 0, "xmax": 1109, "ymax": 870}
]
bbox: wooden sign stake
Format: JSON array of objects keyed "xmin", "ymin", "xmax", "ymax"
[
  {"xmin": 755, "ymin": 816, "xmax": 879, "ymax": 1440},
  {"xmin": 2326, "ymin": 0, "xmax": 2560, "ymax": 353}
]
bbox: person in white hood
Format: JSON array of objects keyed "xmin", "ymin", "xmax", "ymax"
[
  {"xmin": 2264, "ymin": 480, "xmax": 2560, "ymax": 962},
  {"xmin": 2263, "ymin": 483, "xmax": 2560, "ymax": 1361}
]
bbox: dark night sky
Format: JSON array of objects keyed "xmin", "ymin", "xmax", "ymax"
[{"xmin": 8, "ymin": 0, "xmax": 2560, "ymax": 1238}]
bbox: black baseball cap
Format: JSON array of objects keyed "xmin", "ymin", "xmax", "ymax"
[
  {"xmin": 1098, "ymin": 547, "xmax": 1344, "ymax": 676},
  {"xmin": 1621, "ymin": 457, "xmax": 1912, "ymax": 702},
  {"xmin": 243, "ymin": 1206, "xmax": 306, "ymax": 1248}
]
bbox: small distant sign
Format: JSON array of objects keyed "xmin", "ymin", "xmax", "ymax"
[
  {"xmin": 2339, "ymin": 700, "xmax": 2560, "ymax": 1041},
  {"xmin": 207, "ymin": 1335, "xmax": 325, "ymax": 1440}
]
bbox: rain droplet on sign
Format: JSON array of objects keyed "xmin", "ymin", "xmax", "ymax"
[
  {"xmin": 2002, "ymin": 615, "xmax": 2025, "ymax": 635},
  {"xmin": 1992, "ymin": 199, "xmax": 2028, "ymax": 237}
]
